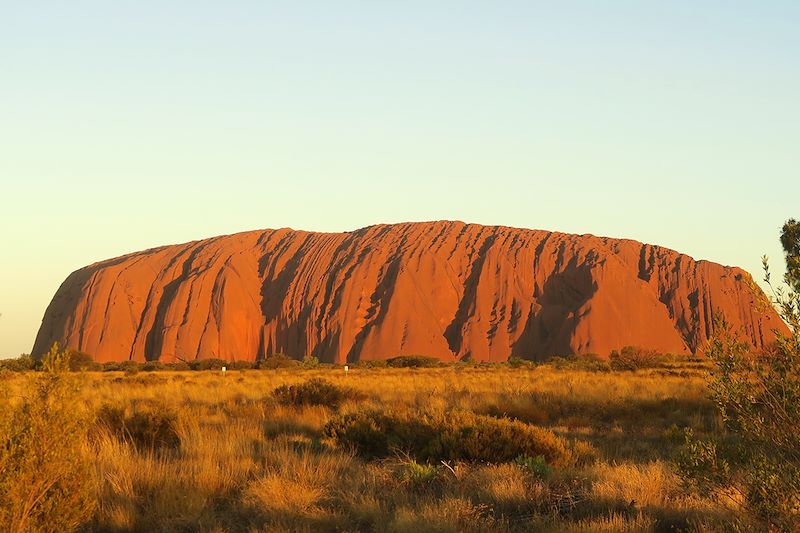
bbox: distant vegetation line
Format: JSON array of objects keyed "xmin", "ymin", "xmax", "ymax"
[{"xmin": 0, "ymin": 348, "xmax": 705, "ymax": 374}]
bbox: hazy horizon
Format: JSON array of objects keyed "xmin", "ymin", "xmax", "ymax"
[{"xmin": 2, "ymin": 1, "xmax": 799, "ymax": 357}]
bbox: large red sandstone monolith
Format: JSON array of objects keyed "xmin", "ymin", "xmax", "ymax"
[{"xmin": 33, "ymin": 221, "xmax": 788, "ymax": 363}]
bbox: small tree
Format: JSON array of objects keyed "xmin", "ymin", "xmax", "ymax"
[
  {"xmin": 67, "ymin": 350, "xmax": 96, "ymax": 371},
  {"xmin": 301, "ymin": 354, "xmax": 320, "ymax": 369},
  {"xmin": 609, "ymin": 346, "xmax": 663, "ymax": 370},
  {"xmin": 678, "ymin": 219, "xmax": 800, "ymax": 530},
  {"xmin": 0, "ymin": 343, "xmax": 96, "ymax": 532}
]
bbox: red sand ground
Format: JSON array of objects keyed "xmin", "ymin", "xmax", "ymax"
[{"xmin": 33, "ymin": 221, "xmax": 788, "ymax": 363}]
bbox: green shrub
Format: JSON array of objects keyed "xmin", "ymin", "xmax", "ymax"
[
  {"xmin": 96, "ymin": 403, "xmax": 181, "ymax": 451},
  {"xmin": 165, "ymin": 361, "xmax": 190, "ymax": 371},
  {"xmin": 141, "ymin": 361, "xmax": 166, "ymax": 372},
  {"xmin": 514, "ymin": 454, "xmax": 551, "ymax": 479},
  {"xmin": 543, "ymin": 356, "xmax": 568, "ymax": 367},
  {"xmin": 0, "ymin": 343, "xmax": 95, "ymax": 532},
  {"xmin": 272, "ymin": 378, "xmax": 363, "ymax": 408},
  {"xmin": 301, "ymin": 355, "xmax": 320, "ymax": 369},
  {"xmin": 324, "ymin": 408, "xmax": 571, "ymax": 465},
  {"xmin": 574, "ymin": 353, "xmax": 611, "ymax": 372},
  {"xmin": 0, "ymin": 354, "xmax": 35, "ymax": 372},
  {"xmin": 398, "ymin": 460, "xmax": 441, "ymax": 486},
  {"xmin": 609, "ymin": 346, "xmax": 664, "ymax": 370},
  {"xmin": 227, "ymin": 360, "xmax": 254, "ymax": 370},
  {"xmin": 547, "ymin": 353, "xmax": 611, "ymax": 372},
  {"xmin": 102, "ymin": 360, "xmax": 140, "ymax": 373},
  {"xmin": 256, "ymin": 353, "xmax": 300, "ymax": 369},
  {"xmin": 67, "ymin": 350, "xmax": 97, "ymax": 371},
  {"xmin": 385, "ymin": 355, "xmax": 441, "ymax": 368},
  {"xmin": 506, "ymin": 355, "xmax": 532, "ymax": 368},
  {"xmin": 677, "ymin": 318, "xmax": 800, "ymax": 530},
  {"xmin": 677, "ymin": 219, "xmax": 800, "ymax": 531},
  {"xmin": 189, "ymin": 358, "xmax": 228, "ymax": 371}
]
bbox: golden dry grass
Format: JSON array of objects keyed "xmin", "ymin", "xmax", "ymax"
[{"xmin": 0, "ymin": 364, "xmax": 732, "ymax": 532}]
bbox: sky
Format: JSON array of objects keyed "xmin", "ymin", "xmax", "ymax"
[{"xmin": 1, "ymin": 1, "xmax": 798, "ymax": 358}]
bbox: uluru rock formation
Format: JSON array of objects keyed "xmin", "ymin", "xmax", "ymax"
[{"xmin": 34, "ymin": 221, "xmax": 787, "ymax": 363}]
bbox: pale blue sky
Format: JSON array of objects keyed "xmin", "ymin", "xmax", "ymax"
[{"xmin": 1, "ymin": 1, "xmax": 798, "ymax": 357}]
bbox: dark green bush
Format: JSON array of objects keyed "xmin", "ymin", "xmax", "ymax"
[
  {"xmin": 66, "ymin": 350, "xmax": 96, "ymax": 371},
  {"xmin": 273, "ymin": 378, "xmax": 363, "ymax": 408},
  {"xmin": 256, "ymin": 353, "xmax": 300, "ymax": 369},
  {"xmin": 102, "ymin": 360, "xmax": 140, "ymax": 373},
  {"xmin": 385, "ymin": 355, "xmax": 441, "ymax": 368},
  {"xmin": 165, "ymin": 361, "xmax": 190, "ymax": 371},
  {"xmin": 324, "ymin": 408, "xmax": 571, "ymax": 465},
  {"xmin": 189, "ymin": 358, "xmax": 228, "ymax": 371},
  {"xmin": 0, "ymin": 354, "xmax": 35, "ymax": 372},
  {"xmin": 574, "ymin": 353, "xmax": 610, "ymax": 372},
  {"xmin": 141, "ymin": 361, "xmax": 166, "ymax": 372},
  {"xmin": 97, "ymin": 403, "xmax": 181, "ymax": 451},
  {"xmin": 609, "ymin": 346, "xmax": 664, "ymax": 370},
  {"xmin": 227, "ymin": 360, "xmax": 254, "ymax": 370},
  {"xmin": 546, "ymin": 353, "xmax": 611, "ymax": 372},
  {"xmin": 301, "ymin": 355, "xmax": 320, "ymax": 368},
  {"xmin": 506, "ymin": 355, "xmax": 532, "ymax": 368}
]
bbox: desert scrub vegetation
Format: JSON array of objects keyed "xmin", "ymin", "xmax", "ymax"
[
  {"xmin": 3, "ymin": 225, "xmax": 796, "ymax": 531},
  {"xmin": 609, "ymin": 346, "xmax": 666, "ymax": 371},
  {"xmin": 96, "ymin": 403, "xmax": 181, "ymax": 451},
  {"xmin": 324, "ymin": 408, "xmax": 572, "ymax": 465},
  {"xmin": 0, "ymin": 360, "xmax": 733, "ymax": 532},
  {"xmin": 273, "ymin": 377, "xmax": 365, "ymax": 408},
  {"xmin": 0, "ymin": 347, "xmax": 708, "ymax": 378},
  {"xmin": 12, "ymin": 277, "xmax": 796, "ymax": 533},
  {"xmin": 385, "ymin": 355, "xmax": 442, "ymax": 368},
  {"xmin": 677, "ymin": 219, "xmax": 800, "ymax": 532},
  {"xmin": 0, "ymin": 344, "xmax": 95, "ymax": 533}
]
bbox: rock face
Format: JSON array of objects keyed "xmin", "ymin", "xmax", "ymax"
[{"xmin": 33, "ymin": 221, "xmax": 787, "ymax": 363}]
